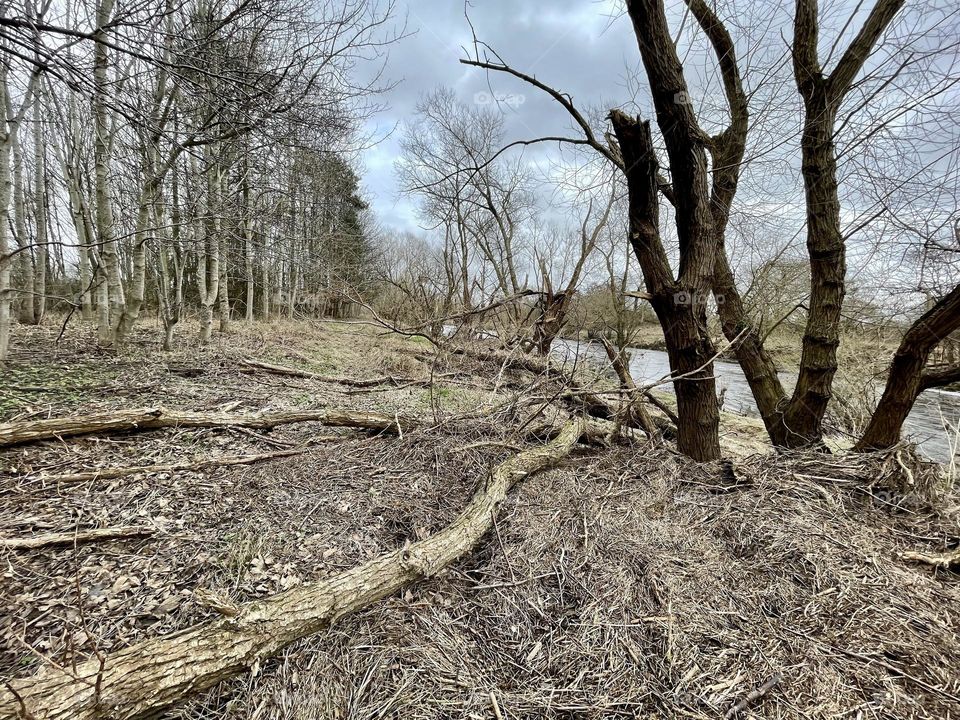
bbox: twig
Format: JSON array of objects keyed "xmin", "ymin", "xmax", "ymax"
[{"xmin": 724, "ymin": 673, "xmax": 783, "ymax": 718}]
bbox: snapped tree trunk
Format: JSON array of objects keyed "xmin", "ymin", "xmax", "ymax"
[
  {"xmin": 610, "ymin": 109, "xmax": 720, "ymax": 462},
  {"xmin": 0, "ymin": 420, "xmax": 587, "ymax": 720}
]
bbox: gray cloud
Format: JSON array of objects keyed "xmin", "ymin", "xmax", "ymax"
[{"xmin": 362, "ymin": 0, "xmax": 639, "ymax": 232}]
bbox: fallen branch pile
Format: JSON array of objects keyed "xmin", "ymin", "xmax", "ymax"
[
  {"xmin": 0, "ymin": 419, "xmax": 588, "ymax": 720},
  {"xmin": 442, "ymin": 343, "xmax": 673, "ymax": 436},
  {"xmin": 0, "ymin": 407, "xmax": 417, "ymax": 448}
]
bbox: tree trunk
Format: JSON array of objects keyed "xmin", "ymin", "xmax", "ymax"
[
  {"xmin": 32, "ymin": 99, "xmax": 47, "ymax": 325},
  {"xmin": 197, "ymin": 150, "xmax": 220, "ymax": 345},
  {"xmin": 779, "ymin": 0, "xmax": 906, "ymax": 447},
  {"xmin": 779, "ymin": 87, "xmax": 843, "ymax": 447},
  {"xmin": 713, "ymin": 249, "xmax": 790, "ymax": 441},
  {"xmin": 678, "ymin": 0, "xmax": 797, "ymax": 447},
  {"xmin": 94, "ymin": 0, "xmax": 120, "ymax": 346},
  {"xmin": 0, "ymin": 421, "xmax": 586, "ymax": 720},
  {"xmin": 0, "ymin": 406, "xmax": 417, "ymax": 448},
  {"xmin": 0, "ymin": 79, "xmax": 11, "ymax": 362},
  {"xmin": 261, "ymin": 231, "xmax": 270, "ymax": 321},
  {"xmin": 114, "ymin": 198, "xmax": 149, "ymax": 344},
  {"xmin": 218, "ymin": 242, "xmax": 230, "ymax": 332},
  {"xmin": 609, "ymin": 109, "xmax": 720, "ymax": 462},
  {"xmin": 77, "ymin": 233, "xmax": 94, "ymax": 321},
  {"xmin": 244, "ymin": 224, "xmax": 254, "ymax": 322},
  {"xmin": 12, "ymin": 122, "xmax": 35, "ymax": 325},
  {"xmin": 855, "ymin": 284, "xmax": 960, "ymax": 451}
]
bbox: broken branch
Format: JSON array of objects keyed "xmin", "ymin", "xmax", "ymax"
[{"xmin": 1, "ymin": 526, "xmax": 155, "ymax": 551}]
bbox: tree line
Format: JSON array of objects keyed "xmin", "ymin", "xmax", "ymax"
[{"xmin": 0, "ymin": 0, "xmax": 390, "ymax": 358}]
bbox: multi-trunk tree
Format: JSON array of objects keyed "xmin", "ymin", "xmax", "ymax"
[{"xmin": 460, "ymin": 0, "xmax": 956, "ymax": 459}]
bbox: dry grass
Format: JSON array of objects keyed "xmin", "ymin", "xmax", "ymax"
[{"xmin": 1, "ymin": 318, "xmax": 958, "ymax": 719}]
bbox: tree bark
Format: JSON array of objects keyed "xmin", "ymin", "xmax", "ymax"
[
  {"xmin": 678, "ymin": 0, "xmax": 795, "ymax": 445},
  {"xmin": 609, "ymin": 109, "xmax": 720, "ymax": 461},
  {"xmin": 218, "ymin": 240, "xmax": 230, "ymax": 332},
  {"xmin": 0, "ymin": 420, "xmax": 587, "ymax": 720},
  {"xmin": 780, "ymin": 0, "xmax": 905, "ymax": 447},
  {"xmin": 0, "ymin": 407, "xmax": 417, "ymax": 448},
  {"xmin": 12, "ymin": 114, "xmax": 34, "ymax": 326},
  {"xmin": 0, "ymin": 70, "xmax": 12, "ymax": 363},
  {"xmin": 93, "ymin": 0, "xmax": 121, "ymax": 346},
  {"xmin": 855, "ymin": 284, "xmax": 960, "ymax": 451},
  {"xmin": 197, "ymin": 150, "xmax": 220, "ymax": 345},
  {"xmin": 32, "ymin": 96, "xmax": 47, "ymax": 325},
  {"xmin": 261, "ymin": 231, "xmax": 271, "ymax": 321}
]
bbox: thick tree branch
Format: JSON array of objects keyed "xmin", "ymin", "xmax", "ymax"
[{"xmin": 827, "ymin": 0, "xmax": 906, "ymax": 101}]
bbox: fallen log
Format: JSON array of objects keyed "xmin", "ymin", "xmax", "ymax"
[
  {"xmin": 1, "ymin": 526, "xmax": 155, "ymax": 550},
  {"xmin": 0, "ymin": 407, "xmax": 417, "ymax": 448},
  {"xmin": 598, "ymin": 338, "xmax": 657, "ymax": 435},
  {"xmin": 11, "ymin": 448, "xmax": 307, "ymax": 489},
  {"xmin": 0, "ymin": 419, "xmax": 587, "ymax": 720},
  {"xmin": 240, "ymin": 358, "xmax": 418, "ymax": 388}
]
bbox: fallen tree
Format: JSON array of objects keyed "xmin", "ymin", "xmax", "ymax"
[
  {"xmin": 239, "ymin": 358, "xmax": 421, "ymax": 388},
  {"xmin": 0, "ymin": 419, "xmax": 588, "ymax": 720},
  {"xmin": 445, "ymin": 343, "xmax": 674, "ymax": 437},
  {"xmin": 0, "ymin": 407, "xmax": 417, "ymax": 448}
]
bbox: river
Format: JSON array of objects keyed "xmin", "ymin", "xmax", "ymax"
[{"xmin": 553, "ymin": 338, "xmax": 960, "ymax": 464}]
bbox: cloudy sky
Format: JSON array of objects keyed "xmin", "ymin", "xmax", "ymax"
[{"xmin": 361, "ymin": 0, "xmax": 639, "ymax": 233}]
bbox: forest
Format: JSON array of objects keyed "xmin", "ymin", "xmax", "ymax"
[{"xmin": 0, "ymin": 0, "xmax": 959, "ymax": 718}]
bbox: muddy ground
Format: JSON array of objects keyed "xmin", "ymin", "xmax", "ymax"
[{"xmin": 1, "ymin": 320, "xmax": 959, "ymax": 719}]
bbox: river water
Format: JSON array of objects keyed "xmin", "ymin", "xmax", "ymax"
[{"xmin": 553, "ymin": 338, "xmax": 960, "ymax": 464}]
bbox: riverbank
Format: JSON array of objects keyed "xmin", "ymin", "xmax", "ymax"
[
  {"xmin": 566, "ymin": 321, "xmax": 902, "ymax": 377},
  {"xmin": 2, "ymin": 320, "xmax": 959, "ymax": 718}
]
